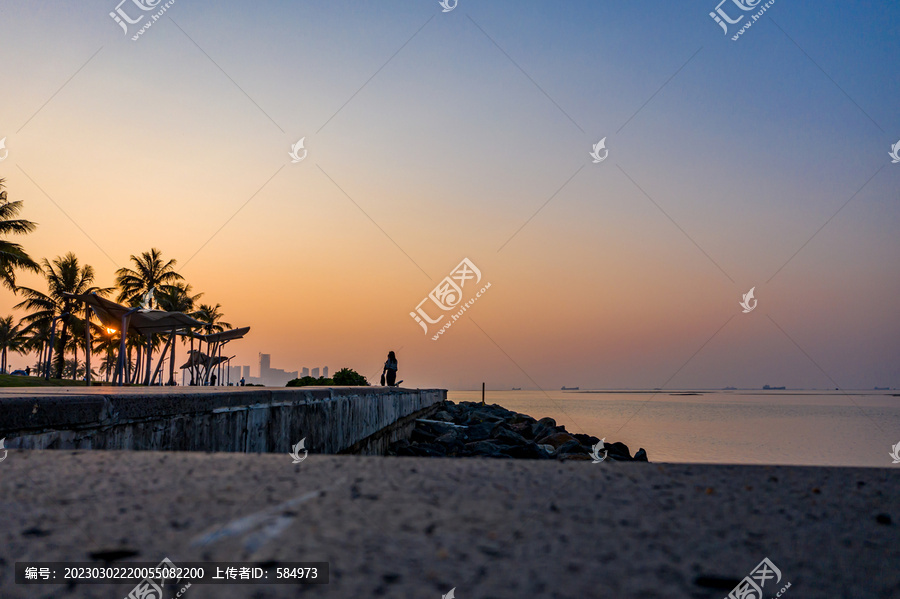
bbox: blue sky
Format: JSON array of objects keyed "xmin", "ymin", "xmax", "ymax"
[{"xmin": 0, "ymin": 0, "xmax": 898, "ymax": 390}]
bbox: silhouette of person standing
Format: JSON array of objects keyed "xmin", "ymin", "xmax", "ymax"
[{"xmin": 382, "ymin": 351, "xmax": 398, "ymax": 387}]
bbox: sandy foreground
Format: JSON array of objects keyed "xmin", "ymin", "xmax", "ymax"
[{"xmin": 0, "ymin": 450, "xmax": 897, "ymax": 598}]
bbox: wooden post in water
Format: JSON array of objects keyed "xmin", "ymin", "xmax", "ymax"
[{"xmin": 482, "ymin": 382, "xmax": 485, "ymax": 405}]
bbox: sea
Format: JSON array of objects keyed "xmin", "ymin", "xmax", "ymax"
[{"xmin": 447, "ymin": 389, "xmax": 900, "ymax": 467}]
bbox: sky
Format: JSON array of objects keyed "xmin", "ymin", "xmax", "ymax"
[{"xmin": 0, "ymin": 0, "xmax": 898, "ymax": 390}]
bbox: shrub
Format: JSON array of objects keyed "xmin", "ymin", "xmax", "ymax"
[{"xmin": 332, "ymin": 368, "xmax": 369, "ymax": 386}]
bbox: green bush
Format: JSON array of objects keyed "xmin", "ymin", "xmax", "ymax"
[
  {"xmin": 286, "ymin": 368, "xmax": 369, "ymax": 387},
  {"xmin": 286, "ymin": 376, "xmax": 334, "ymax": 387},
  {"xmin": 332, "ymin": 368, "xmax": 369, "ymax": 386}
]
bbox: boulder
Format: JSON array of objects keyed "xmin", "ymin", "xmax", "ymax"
[
  {"xmin": 556, "ymin": 440, "xmax": 590, "ymax": 455},
  {"xmin": 464, "ymin": 421, "xmax": 495, "ymax": 442},
  {"xmin": 538, "ymin": 444, "xmax": 556, "ymax": 456},
  {"xmin": 465, "ymin": 409, "xmax": 505, "ymax": 425},
  {"xmin": 634, "ymin": 448, "xmax": 648, "ymax": 462},
  {"xmin": 573, "ymin": 433, "xmax": 601, "ymax": 446},
  {"xmin": 537, "ymin": 432, "xmax": 577, "ymax": 449},
  {"xmin": 432, "ymin": 410, "xmax": 455, "ymax": 423},
  {"xmin": 606, "ymin": 441, "xmax": 632, "ymax": 459},
  {"xmin": 531, "ymin": 417, "xmax": 557, "ymax": 440},
  {"xmin": 418, "ymin": 420, "xmax": 457, "ymax": 437},
  {"xmin": 491, "ymin": 425, "xmax": 528, "ymax": 446},
  {"xmin": 434, "ymin": 434, "xmax": 466, "ymax": 456},
  {"xmin": 508, "ymin": 422, "xmax": 534, "ymax": 438},
  {"xmin": 411, "ymin": 427, "xmax": 437, "ymax": 444},
  {"xmin": 501, "ymin": 442, "xmax": 547, "ymax": 460},
  {"xmin": 464, "ymin": 440, "xmax": 507, "ymax": 457}
]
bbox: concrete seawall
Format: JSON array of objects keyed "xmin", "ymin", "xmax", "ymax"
[{"xmin": 0, "ymin": 386, "xmax": 446, "ymax": 455}]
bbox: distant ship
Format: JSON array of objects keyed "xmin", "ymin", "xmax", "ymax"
[
  {"xmin": 511, "ymin": 387, "xmax": 522, "ymax": 390},
  {"xmin": 561, "ymin": 386, "xmax": 579, "ymax": 391},
  {"xmin": 762, "ymin": 385, "xmax": 786, "ymax": 390}
]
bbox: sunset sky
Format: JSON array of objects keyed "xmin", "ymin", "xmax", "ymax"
[{"xmin": 1, "ymin": 0, "xmax": 898, "ymax": 390}]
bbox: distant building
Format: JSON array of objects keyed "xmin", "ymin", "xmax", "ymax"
[
  {"xmin": 257, "ymin": 353, "xmax": 299, "ymax": 386},
  {"xmin": 242, "ymin": 365, "xmax": 250, "ymax": 379},
  {"xmin": 323, "ymin": 366, "xmax": 328, "ymax": 378},
  {"xmin": 311, "ymin": 367, "xmax": 320, "ymax": 378},
  {"xmin": 301, "ymin": 367, "xmax": 309, "ymax": 377}
]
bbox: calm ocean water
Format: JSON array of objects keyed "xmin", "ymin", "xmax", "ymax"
[{"xmin": 447, "ymin": 390, "xmax": 900, "ymax": 467}]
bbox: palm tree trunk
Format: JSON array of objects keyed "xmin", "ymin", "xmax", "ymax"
[
  {"xmin": 84, "ymin": 312, "xmax": 92, "ymax": 385},
  {"xmin": 143, "ymin": 334, "xmax": 153, "ymax": 385}
]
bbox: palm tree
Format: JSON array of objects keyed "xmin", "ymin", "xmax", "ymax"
[
  {"xmin": 15, "ymin": 253, "xmax": 101, "ymax": 379},
  {"xmin": 115, "ymin": 248, "xmax": 184, "ymax": 308},
  {"xmin": 193, "ymin": 303, "xmax": 232, "ymax": 334},
  {"xmin": 0, "ymin": 179, "xmax": 40, "ymax": 291},
  {"xmin": 19, "ymin": 318, "xmax": 58, "ymax": 375},
  {"xmin": 0, "ymin": 315, "xmax": 28, "ymax": 373},
  {"xmin": 156, "ymin": 282, "xmax": 203, "ymax": 313}
]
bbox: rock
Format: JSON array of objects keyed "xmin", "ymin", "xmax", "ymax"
[
  {"xmin": 556, "ymin": 440, "xmax": 590, "ymax": 455},
  {"xmin": 573, "ymin": 433, "xmax": 601, "ymax": 446},
  {"xmin": 464, "ymin": 440, "xmax": 507, "ymax": 457},
  {"xmin": 464, "ymin": 421, "xmax": 495, "ymax": 442},
  {"xmin": 500, "ymin": 442, "xmax": 547, "ymax": 460},
  {"xmin": 411, "ymin": 443, "xmax": 448, "ymax": 457},
  {"xmin": 410, "ymin": 427, "xmax": 437, "ymax": 444},
  {"xmin": 393, "ymin": 400, "xmax": 650, "ymax": 462},
  {"xmin": 509, "ymin": 413, "xmax": 537, "ymax": 425},
  {"xmin": 432, "ymin": 410, "xmax": 455, "ymax": 423},
  {"xmin": 434, "ymin": 434, "xmax": 465, "ymax": 456},
  {"xmin": 537, "ymin": 432, "xmax": 577, "ymax": 449},
  {"xmin": 491, "ymin": 425, "xmax": 528, "ymax": 446},
  {"xmin": 531, "ymin": 417, "xmax": 557, "ymax": 440},
  {"xmin": 538, "ymin": 444, "xmax": 556, "ymax": 455},
  {"xmin": 418, "ymin": 420, "xmax": 457, "ymax": 437},
  {"xmin": 465, "ymin": 409, "xmax": 505, "ymax": 425},
  {"xmin": 606, "ymin": 441, "xmax": 632, "ymax": 459},
  {"xmin": 508, "ymin": 422, "xmax": 534, "ymax": 438}
]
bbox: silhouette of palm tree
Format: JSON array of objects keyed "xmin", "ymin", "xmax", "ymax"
[
  {"xmin": 0, "ymin": 315, "xmax": 28, "ymax": 373},
  {"xmin": 193, "ymin": 303, "xmax": 232, "ymax": 335},
  {"xmin": 115, "ymin": 248, "xmax": 184, "ymax": 308},
  {"xmin": 0, "ymin": 179, "xmax": 39, "ymax": 291},
  {"xmin": 15, "ymin": 253, "xmax": 104, "ymax": 379}
]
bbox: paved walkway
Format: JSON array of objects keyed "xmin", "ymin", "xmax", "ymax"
[{"xmin": 0, "ymin": 450, "xmax": 896, "ymax": 598}]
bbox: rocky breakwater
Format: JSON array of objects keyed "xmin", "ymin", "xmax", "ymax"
[{"xmin": 387, "ymin": 401, "xmax": 648, "ymax": 462}]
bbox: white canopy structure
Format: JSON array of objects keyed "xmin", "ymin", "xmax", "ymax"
[{"xmin": 63, "ymin": 292, "xmax": 209, "ymax": 386}]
